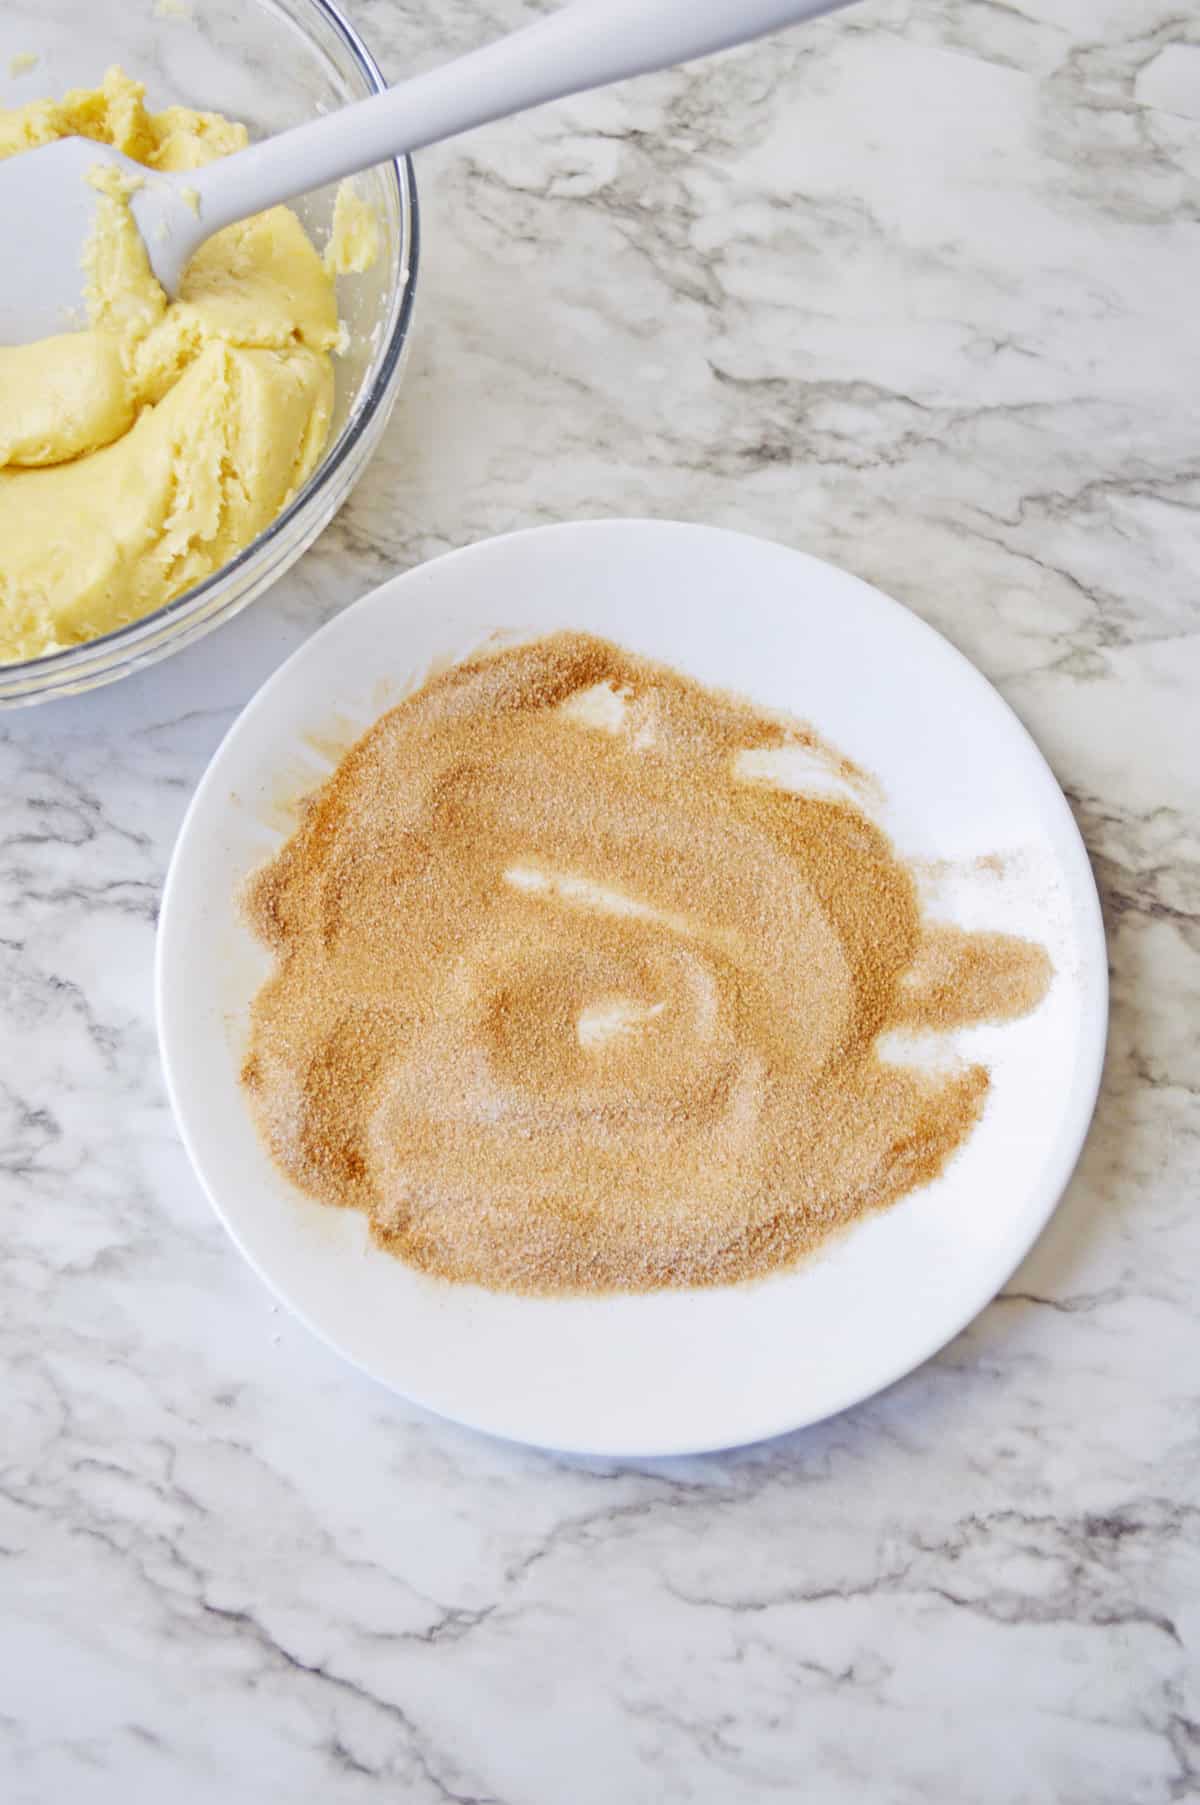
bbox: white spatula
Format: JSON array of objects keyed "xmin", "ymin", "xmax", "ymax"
[{"xmin": 0, "ymin": 0, "xmax": 854, "ymax": 346}]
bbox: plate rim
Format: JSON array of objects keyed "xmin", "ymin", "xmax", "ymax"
[{"xmin": 156, "ymin": 518, "xmax": 1109, "ymax": 1456}]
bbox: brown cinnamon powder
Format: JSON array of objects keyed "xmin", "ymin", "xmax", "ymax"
[{"xmin": 241, "ymin": 632, "xmax": 1052, "ymax": 1294}]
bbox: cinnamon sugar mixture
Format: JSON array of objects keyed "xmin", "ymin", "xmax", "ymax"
[{"xmin": 241, "ymin": 632, "xmax": 1052, "ymax": 1294}]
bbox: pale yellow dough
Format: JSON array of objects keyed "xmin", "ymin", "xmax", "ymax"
[
  {"xmin": 324, "ymin": 182, "xmax": 380, "ymax": 277},
  {"xmin": 0, "ymin": 68, "xmax": 342, "ymax": 664}
]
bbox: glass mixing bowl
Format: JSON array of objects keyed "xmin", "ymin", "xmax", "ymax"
[{"xmin": 0, "ymin": 0, "xmax": 418, "ymax": 706}]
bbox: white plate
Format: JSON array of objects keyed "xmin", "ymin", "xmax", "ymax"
[{"xmin": 157, "ymin": 521, "xmax": 1106, "ymax": 1456}]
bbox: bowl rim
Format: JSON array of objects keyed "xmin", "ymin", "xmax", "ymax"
[{"xmin": 2, "ymin": 0, "xmax": 419, "ymax": 693}]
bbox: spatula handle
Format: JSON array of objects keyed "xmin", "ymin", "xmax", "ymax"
[{"xmin": 191, "ymin": 0, "xmax": 856, "ymax": 236}]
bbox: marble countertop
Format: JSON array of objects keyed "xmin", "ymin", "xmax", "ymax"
[{"xmin": 2, "ymin": 1, "xmax": 1198, "ymax": 1800}]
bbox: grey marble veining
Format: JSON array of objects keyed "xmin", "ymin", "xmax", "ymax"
[{"xmin": 2, "ymin": 2, "xmax": 1198, "ymax": 1800}]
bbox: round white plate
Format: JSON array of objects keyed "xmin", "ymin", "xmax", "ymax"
[{"xmin": 157, "ymin": 520, "xmax": 1106, "ymax": 1456}]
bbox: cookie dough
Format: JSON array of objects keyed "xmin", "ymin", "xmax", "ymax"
[
  {"xmin": 0, "ymin": 68, "xmax": 343, "ymax": 664},
  {"xmin": 324, "ymin": 182, "xmax": 380, "ymax": 277}
]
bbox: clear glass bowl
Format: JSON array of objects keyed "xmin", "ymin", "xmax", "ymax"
[{"xmin": 0, "ymin": 0, "xmax": 418, "ymax": 707}]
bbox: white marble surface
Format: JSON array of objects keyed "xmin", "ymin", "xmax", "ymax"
[{"xmin": 2, "ymin": 1, "xmax": 1199, "ymax": 1799}]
